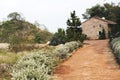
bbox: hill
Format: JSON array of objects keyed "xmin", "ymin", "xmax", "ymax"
[{"xmin": 0, "ymin": 19, "xmax": 52, "ymax": 43}]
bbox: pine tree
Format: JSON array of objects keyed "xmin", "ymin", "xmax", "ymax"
[{"xmin": 66, "ymin": 11, "xmax": 82, "ymax": 41}]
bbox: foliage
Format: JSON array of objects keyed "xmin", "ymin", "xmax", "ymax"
[
  {"xmin": 65, "ymin": 41, "xmax": 82, "ymax": 51},
  {"xmin": 0, "ymin": 12, "xmax": 53, "ymax": 52},
  {"xmin": 0, "ymin": 45, "xmax": 56, "ymax": 80},
  {"xmin": 0, "ymin": 19, "xmax": 37, "ymax": 43},
  {"xmin": 66, "ymin": 27, "xmax": 86, "ymax": 42},
  {"xmin": 7, "ymin": 12, "xmax": 24, "ymax": 21},
  {"xmin": 66, "ymin": 11, "xmax": 85, "ymax": 42},
  {"xmin": 0, "ymin": 12, "xmax": 53, "ymax": 44},
  {"xmin": 82, "ymin": 4, "xmax": 106, "ymax": 19},
  {"xmin": 11, "ymin": 41, "xmax": 82, "ymax": 80},
  {"xmin": 49, "ymin": 28, "xmax": 66, "ymax": 46},
  {"xmin": 79, "ymin": 34, "xmax": 87, "ymax": 42},
  {"xmin": 54, "ymin": 41, "xmax": 82, "ymax": 60},
  {"xmin": 50, "ymin": 11, "xmax": 86, "ymax": 46},
  {"xmin": 67, "ymin": 11, "xmax": 81, "ymax": 26},
  {"xmin": 34, "ymin": 34, "xmax": 41, "ymax": 43},
  {"xmin": 34, "ymin": 30, "xmax": 53, "ymax": 43},
  {"xmin": 110, "ymin": 37, "xmax": 120, "ymax": 64},
  {"xmin": 54, "ymin": 45, "xmax": 70, "ymax": 60},
  {"xmin": 11, "ymin": 52, "xmax": 58, "ymax": 80},
  {"xmin": 82, "ymin": 3, "xmax": 120, "ymax": 35}
]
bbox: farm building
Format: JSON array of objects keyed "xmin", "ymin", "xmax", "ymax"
[{"xmin": 81, "ymin": 17, "xmax": 117, "ymax": 39}]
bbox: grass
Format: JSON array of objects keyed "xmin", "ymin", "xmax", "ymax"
[
  {"xmin": 0, "ymin": 50, "xmax": 24, "ymax": 64},
  {"xmin": 0, "ymin": 45, "xmax": 56, "ymax": 64},
  {"xmin": 0, "ymin": 50, "xmax": 28, "ymax": 80}
]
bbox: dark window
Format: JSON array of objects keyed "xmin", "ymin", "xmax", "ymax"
[{"xmin": 99, "ymin": 31, "xmax": 102, "ymax": 35}]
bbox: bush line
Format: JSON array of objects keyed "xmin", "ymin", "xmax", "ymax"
[
  {"xmin": 11, "ymin": 41, "xmax": 82, "ymax": 80},
  {"xmin": 110, "ymin": 37, "xmax": 120, "ymax": 64}
]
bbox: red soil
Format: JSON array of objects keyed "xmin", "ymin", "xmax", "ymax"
[{"xmin": 54, "ymin": 40, "xmax": 120, "ymax": 80}]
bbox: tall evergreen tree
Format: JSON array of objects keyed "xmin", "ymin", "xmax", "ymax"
[{"xmin": 66, "ymin": 11, "xmax": 82, "ymax": 41}]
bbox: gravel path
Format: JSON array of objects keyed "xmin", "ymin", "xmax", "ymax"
[{"xmin": 54, "ymin": 40, "xmax": 120, "ymax": 80}]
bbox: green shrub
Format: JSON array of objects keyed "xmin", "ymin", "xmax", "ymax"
[
  {"xmin": 49, "ymin": 28, "xmax": 66, "ymax": 46},
  {"xmin": 54, "ymin": 45, "xmax": 70, "ymax": 60},
  {"xmin": 110, "ymin": 37, "xmax": 120, "ymax": 46},
  {"xmin": 54, "ymin": 41, "xmax": 82, "ymax": 60},
  {"xmin": 79, "ymin": 34, "xmax": 87, "ymax": 42},
  {"xmin": 65, "ymin": 41, "xmax": 82, "ymax": 51},
  {"xmin": 11, "ymin": 41, "xmax": 82, "ymax": 80},
  {"xmin": 111, "ymin": 37, "xmax": 120, "ymax": 64},
  {"xmin": 11, "ymin": 52, "xmax": 58, "ymax": 80}
]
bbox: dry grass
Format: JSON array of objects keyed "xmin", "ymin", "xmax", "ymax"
[{"xmin": 0, "ymin": 50, "xmax": 31, "ymax": 80}]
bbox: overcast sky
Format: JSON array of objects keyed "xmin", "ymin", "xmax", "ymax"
[{"xmin": 0, "ymin": 0, "xmax": 119, "ymax": 33}]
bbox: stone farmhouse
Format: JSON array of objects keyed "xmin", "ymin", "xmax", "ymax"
[{"xmin": 81, "ymin": 17, "xmax": 117, "ymax": 39}]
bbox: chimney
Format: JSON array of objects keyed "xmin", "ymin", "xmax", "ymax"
[{"xmin": 102, "ymin": 17, "xmax": 105, "ymax": 20}]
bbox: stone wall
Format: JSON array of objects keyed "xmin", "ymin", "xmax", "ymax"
[{"xmin": 81, "ymin": 18, "xmax": 109, "ymax": 39}]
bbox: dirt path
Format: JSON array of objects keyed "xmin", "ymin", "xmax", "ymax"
[{"xmin": 54, "ymin": 40, "xmax": 120, "ymax": 80}]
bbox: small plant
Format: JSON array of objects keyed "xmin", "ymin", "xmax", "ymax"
[{"xmin": 11, "ymin": 51, "xmax": 58, "ymax": 80}]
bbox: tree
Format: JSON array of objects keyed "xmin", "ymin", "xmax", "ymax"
[
  {"xmin": 7, "ymin": 12, "xmax": 23, "ymax": 20},
  {"xmin": 49, "ymin": 28, "xmax": 66, "ymax": 46},
  {"xmin": 82, "ymin": 4, "xmax": 107, "ymax": 19},
  {"xmin": 66, "ymin": 11, "xmax": 83, "ymax": 42},
  {"xmin": 67, "ymin": 11, "xmax": 81, "ymax": 26}
]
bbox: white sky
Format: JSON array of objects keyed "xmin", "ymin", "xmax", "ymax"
[{"xmin": 0, "ymin": 0, "xmax": 119, "ymax": 33}]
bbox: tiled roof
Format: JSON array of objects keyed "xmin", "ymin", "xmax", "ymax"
[{"xmin": 82, "ymin": 16, "xmax": 117, "ymax": 25}]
